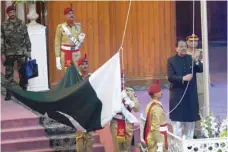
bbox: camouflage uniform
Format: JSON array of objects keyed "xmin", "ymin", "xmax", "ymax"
[{"xmin": 1, "ymin": 18, "xmax": 31, "ymax": 96}]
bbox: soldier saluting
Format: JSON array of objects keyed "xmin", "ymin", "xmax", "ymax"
[
  {"xmin": 54, "ymin": 4, "xmax": 85, "ymax": 72},
  {"xmin": 1, "ymin": 4, "xmax": 31, "ymax": 101}
]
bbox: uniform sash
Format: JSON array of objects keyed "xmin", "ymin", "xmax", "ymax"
[
  {"xmin": 61, "ymin": 48, "xmax": 79, "ymax": 67},
  {"xmin": 143, "ymin": 102, "xmax": 168, "ymax": 149},
  {"xmin": 115, "ymin": 100, "xmax": 132, "ymax": 143},
  {"xmin": 143, "ymin": 102, "xmax": 156, "ymax": 145},
  {"xmin": 62, "ymin": 24, "xmax": 78, "ymax": 45}
]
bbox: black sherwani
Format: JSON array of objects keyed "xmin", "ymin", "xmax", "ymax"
[{"xmin": 167, "ymin": 54, "xmax": 203, "ymax": 122}]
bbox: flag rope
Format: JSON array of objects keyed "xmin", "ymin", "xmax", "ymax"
[
  {"xmin": 119, "ymin": 0, "xmax": 132, "ymax": 90},
  {"xmin": 118, "ymin": 0, "xmax": 196, "ymax": 133},
  {"xmin": 166, "ymin": 0, "xmax": 195, "ymax": 115},
  {"xmin": 116, "ymin": 0, "xmax": 141, "ymax": 132}
]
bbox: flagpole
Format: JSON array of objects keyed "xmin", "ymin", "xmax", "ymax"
[{"xmin": 200, "ymin": 0, "xmax": 210, "ymax": 116}]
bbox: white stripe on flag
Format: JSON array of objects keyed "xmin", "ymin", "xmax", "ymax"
[
  {"xmin": 89, "ymin": 52, "xmax": 121, "ymax": 127},
  {"xmin": 120, "ymin": 102, "xmax": 138, "ymax": 123},
  {"xmin": 57, "ymin": 111, "xmax": 87, "ymax": 132}
]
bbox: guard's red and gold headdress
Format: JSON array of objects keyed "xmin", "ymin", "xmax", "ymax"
[
  {"xmin": 186, "ymin": 33, "xmax": 199, "ymax": 41},
  {"xmin": 147, "ymin": 79, "xmax": 161, "ymax": 95},
  {"xmin": 77, "ymin": 54, "xmax": 87, "ymax": 66},
  {"xmin": 64, "ymin": 4, "xmax": 74, "ymax": 15}
]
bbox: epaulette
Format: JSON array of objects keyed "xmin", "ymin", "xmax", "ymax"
[
  {"xmin": 74, "ymin": 23, "xmax": 83, "ymax": 28},
  {"xmin": 125, "ymin": 87, "xmax": 134, "ymax": 92},
  {"xmin": 58, "ymin": 22, "xmax": 69, "ymax": 28},
  {"xmin": 57, "ymin": 23, "xmax": 64, "ymax": 29},
  {"xmin": 75, "ymin": 23, "xmax": 81, "ymax": 26},
  {"xmin": 196, "ymin": 48, "xmax": 203, "ymax": 52}
]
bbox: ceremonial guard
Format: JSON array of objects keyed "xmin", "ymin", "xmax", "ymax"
[
  {"xmin": 75, "ymin": 54, "xmax": 93, "ymax": 152},
  {"xmin": 54, "ymin": 5, "xmax": 85, "ymax": 72},
  {"xmin": 186, "ymin": 34, "xmax": 205, "ymax": 137},
  {"xmin": 1, "ymin": 4, "xmax": 31, "ymax": 100},
  {"xmin": 143, "ymin": 80, "xmax": 168, "ymax": 152},
  {"xmin": 110, "ymin": 73, "xmax": 140, "ymax": 152}
]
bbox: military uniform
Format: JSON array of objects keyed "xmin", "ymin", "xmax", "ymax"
[
  {"xmin": 1, "ymin": 5, "xmax": 31, "ymax": 100},
  {"xmin": 75, "ymin": 54, "xmax": 93, "ymax": 152},
  {"xmin": 54, "ymin": 21, "xmax": 83, "ymax": 71},
  {"xmin": 110, "ymin": 87, "xmax": 140, "ymax": 152},
  {"xmin": 186, "ymin": 34, "xmax": 205, "ymax": 137},
  {"xmin": 144, "ymin": 100, "xmax": 167, "ymax": 152},
  {"xmin": 76, "ymin": 131, "xmax": 93, "ymax": 152},
  {"xmin": 187, "ymin": 50, "xmax": 204, "ymax": 110},
  {"xmin": 141, "ymin": 80, "xmax": 168, "ymax": 152}
]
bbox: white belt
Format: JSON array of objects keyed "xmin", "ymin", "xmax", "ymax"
[
  {"xmin": 61, "ymin": 45, "xmax": 78, "ymax": 51},
  {"xmin": 160, "ymin": 126, "xmax": 168, "ymax": 132},
  {"xmin": 114, "ymin": 114, "xmax": 125, "ymax": 120}
]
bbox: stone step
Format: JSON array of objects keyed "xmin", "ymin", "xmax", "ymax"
[
  {"xmin": 1, "ymin": 136, "xmax": 50, "ymax": 152},
  {"xmin": 16, "ymin": 143, "xmax": 105, "ymax": 152},
  {"xmin": 17, "ymin": 148, "xmax": 54, "ymax": 152},
  {"xmin": 1, "ymin": 125, "xmax": 45, "ymax": 141},
  {"xmin": 49, "ymin": 133, "xmax": 100, "ymax": 148},
  {"xmin": 1, "ymin": 117, "xmax": 40, "ymax": 129},
  {"xmin": 41, "ymin": 121, "xmax": 76, "ymax": 136}
]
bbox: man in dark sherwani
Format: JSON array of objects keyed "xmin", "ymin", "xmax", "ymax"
[{"xmin": 167, "ymin": 40, "xmax": 203, "ymax": 139}]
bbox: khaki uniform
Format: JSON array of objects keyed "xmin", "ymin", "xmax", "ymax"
[
  {"xmin": 145, "ymin": 100, "xmax": 167, "ymax": 152},
  {"xmin": 76, "ymin": 131, "xmax": 93, "ymax": 152},
  {"xmin": 75, "ymin": 61, "xmax": 92, "ymax": 152},
  {"xmin": 110, "ymin": 87, "xmax": 140, "ymax": 152},
  {"xmin": 54, "ymin": 22, "xmax": 82, "ymax": 71},
  {"xmin": 187, "ymin": 49, "xmax": 204, "ymax": 94},
  {"xmin": 187, "ymin": 49, "xmax": 204, "ymax": 136}
]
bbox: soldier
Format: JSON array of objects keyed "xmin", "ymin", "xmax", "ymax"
[
  {"xmin": 77, "ymin": 53, "xmax": 89, "ymax": 77},
  {"xmin": 55, "ymin": 4, "xmax": 86, "ymax": 72},
  {"xmin": 186, "ymin": 34, "xmax": 205, "ymax": 137},
  {"xmin": 75, "ymin": 54, "xmax": 93, "ymax": 152},
  {"xmin": 110, "ymin": 72, "xmax": 140, "ymax": 152},
  {"xmin": 143, "ymin": 80, "xmax": 168, "ymax": 152},
  {"xmin": 1, "ymin": 4, "xmax": 31, "ymax": 100}
]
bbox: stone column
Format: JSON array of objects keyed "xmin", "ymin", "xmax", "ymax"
[
  {"xmin": 27, "ymin": 24, "xmax": 49, "ymax": 91},
  {"xmin": 16, "ymin": 2, "xmax": 25, "ymax": 23},
  {"xmin": 26, "ymin": 2, "xmax": 49, "ymax": 91},
  {"xmin": 27, "ymin": 2, "xmax": 39, "ymax": 27}
]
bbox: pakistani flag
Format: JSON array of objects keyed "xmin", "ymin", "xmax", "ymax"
[{"xmin": 6, "ymin": 52, "xmax": 122, "ymax": 132}]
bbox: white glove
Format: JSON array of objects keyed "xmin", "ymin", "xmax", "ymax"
[
  {"xmin": 121, "ymin": 90, "xmax": 128, "ymax": 99},
  {"xmin": 56, "ymin": 57, "xmax": 62, "ymax": 70},
  {"xmin": 157, "ymin": 143, "xmax": 163, "ymax": 152},
  {"xmin": 140, "ymin": 143, "xmax": 148, "ymax": 152},
  {"xmin": 125, "ymin": 98, "xmax": 135, "ymax": 108},
  {"xmin": 78, "ymin": 33, "xmax": 86, "ymax": 43}
]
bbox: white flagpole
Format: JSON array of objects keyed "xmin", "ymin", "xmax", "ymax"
[{"xmin": 200, "ymin": 0, "xmax": 210, "ymax": 116}]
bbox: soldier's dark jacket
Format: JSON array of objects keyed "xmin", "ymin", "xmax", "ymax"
[{"xmin": 1, "ymin": 18, "xmax": 31, "ymax": 56}]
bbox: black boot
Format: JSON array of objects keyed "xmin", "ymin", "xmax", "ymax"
[{"xmin": 5, "ymin": 92, "xmax": 11, "ymax": 101}]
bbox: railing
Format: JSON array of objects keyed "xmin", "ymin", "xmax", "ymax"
[{"xmin": 168, "ymin": 131, "xmax": 228, "ymax": 152}]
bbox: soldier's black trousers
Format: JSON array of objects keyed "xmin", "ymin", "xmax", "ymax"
[{"xmin": 5, "ymin": 55, "xmax": 28, "ymax": 94}]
